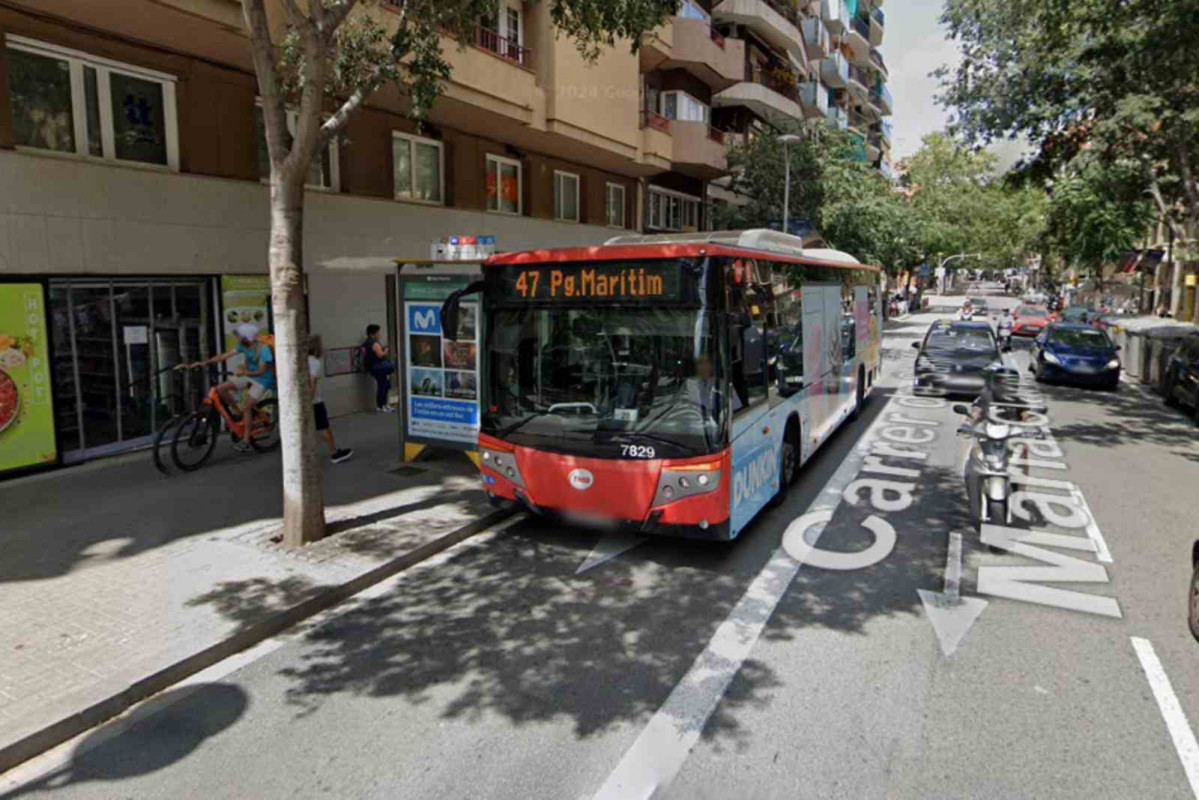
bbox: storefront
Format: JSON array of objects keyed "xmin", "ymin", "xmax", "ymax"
[{"xmin": 47, "ymin": 278, "xmax": 219, "ymax": 464}]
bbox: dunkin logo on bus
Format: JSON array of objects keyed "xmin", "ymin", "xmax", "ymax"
[{"xmin": 733, "ymin": 443, "xmax": 779, "ymax": 508}]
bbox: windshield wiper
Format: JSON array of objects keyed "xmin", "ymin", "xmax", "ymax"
[{"xmin": 496, "ymin": 410, "xmax": 555, "ymax": 438}]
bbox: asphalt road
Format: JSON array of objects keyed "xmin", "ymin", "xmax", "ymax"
[{"xmin": 5, "ymin": 284, "xmax": 1198, "ymax": 800}]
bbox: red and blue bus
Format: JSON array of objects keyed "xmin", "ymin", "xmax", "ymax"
[{"xmin": 443, "ymin": 230, "xmax": 883, "ymax": 540}]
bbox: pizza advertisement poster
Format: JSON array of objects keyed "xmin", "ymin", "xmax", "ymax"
[{"xmin": 0, "ymin": 283, "xmax": 57, "ymax": 474}]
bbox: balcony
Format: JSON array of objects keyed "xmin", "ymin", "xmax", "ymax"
[
  {"xmin": 801, "ymin": 17, "xmax": 831, "ymax": 59},
  {"xmin": 869, "ymin": 48, "xmax": 888, "ymax": 78},
  {"xmin": 714, "ymin": 0, "xmax": 807, "ymax": 66},
  {"xmin": 672, "ymin": 120, "xmax": 730, "ymax": 179},
  {"xmin": 660, "ymin": 17, "xmax": 747, "ymax": 91},
  {"xmin": 820, "ymin": 52, "xmax": 848, "ymax": 88},
  {"xmin": 879, "ymin": 118, "xmax": 893, "ymax": 146},
  {"xmin": 436, "ymin": 24, "xmax": 541, "ymax": 127},
  {"xmin": 845, "ymin": 14, "xmax": 872, "ymax": 63},
  {"xmin": 822, "ymin": 0, "xmax": 850, "ymax": 36},
  {"xmin": 872, "ymin": 83, "xmax": 893, "ymax": 115},
  {"xmin": 847, "ymin": 63, "xmax": 872, "ymax": 103},
  {"xmin": 870, "ymin": 8, "xmax": 885, "ymax": 46},
  {"xmin": 828, "ymin": 106, "xmax": 848, "ymax": 130},
  {"xmin": 471, "ymin": 25, "xmax": 532, "ymax": 68},
  {"xmin": 638, "ymin": 110, "xmax": 674, "ymax": 173},
  {"xmin": 866, "ymin": 132, "xmax": 881, "ymax": 163},
  {"xmin": 848, "ymin": 131, "xmax": 869, "ymax": 163},
  {"xmin": 847, "ymin": 107, "xmax": 871, "ymax": 133},
  {"xmin": 800, "ymin": 80, "xmax": 829, "ymax": 119},
  {"xmin": 715, "ymin": 66, "xmax": 804, "ymax": 125}
]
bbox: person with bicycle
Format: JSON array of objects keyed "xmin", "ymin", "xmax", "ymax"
[{"xmin": 189, "ymin": 324, "xmax": 275, "ymax": 450}]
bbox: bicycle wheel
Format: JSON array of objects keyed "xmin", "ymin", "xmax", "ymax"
[
  {"xmin": 248, "ymin": 398, "xmax": 281, "ymax": 453},
  {"xmin": 152, "ymin": 414, "xmax": 184, "ymax": 476},
  {"xmin": 172, "ymin": 411, "xmax": 219, "ymax": 471}
]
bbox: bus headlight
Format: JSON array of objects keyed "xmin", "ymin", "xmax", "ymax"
[
  {"xmin": 653, "ymin": 462, "xmax": 721, "ymax": 507},
  {"xmin": 1106, "ymin": 358, "xmax": 1120, "ymax": 370},
  {"xmin": 479, "ymin": 447, "xmax": 525, "ymax": 488}
]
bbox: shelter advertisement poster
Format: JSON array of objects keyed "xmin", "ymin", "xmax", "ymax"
[
  {"xmin": 403, "ymin": 277, "xmax": 479, "ymax": 445},
  {"xmin": 0, "ymin": 283, "xmax": 57, "ymax": 474}
]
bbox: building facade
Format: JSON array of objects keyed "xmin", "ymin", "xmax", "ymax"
[{"xmin": 0, "ymin": 0, "xmax": 892, "ymax": 471}]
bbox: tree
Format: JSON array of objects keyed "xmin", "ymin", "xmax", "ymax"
[
  {"xmin": 243, "ymin": 0, "xmax": 676, "ymax": 544},
  {"xmin": 719, "ymin": 127, "xmax": 922, "ymax": 274},
  {"xmin": 937, "ymin": 0, "xmax": 1199, "ymax": 260},
  {"xmin": 1043, "ymin": 155, "xmax": 1154, "ymax": 293}
]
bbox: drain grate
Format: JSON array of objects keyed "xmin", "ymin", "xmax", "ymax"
[{"xmin": 390, "ymin": 466, "xmax": 426, "ymax": 478}]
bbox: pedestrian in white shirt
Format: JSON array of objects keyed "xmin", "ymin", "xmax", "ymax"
[{"xmin": 308, "ymin": 336, "xmax": 353, "ymax": 464}]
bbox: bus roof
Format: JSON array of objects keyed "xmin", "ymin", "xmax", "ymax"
[{"xmin": 484, "ymin": 229, "xmax": 882, "ymax": 273}]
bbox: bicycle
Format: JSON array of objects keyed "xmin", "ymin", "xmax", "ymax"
[{"xmin": 170, "ymin": 365, "xmax": 280, "ymax": 472}]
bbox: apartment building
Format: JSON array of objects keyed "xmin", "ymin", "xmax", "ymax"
[{"xmin": 0, "ymin": 0, "xmax": 892, "ymax": 472}]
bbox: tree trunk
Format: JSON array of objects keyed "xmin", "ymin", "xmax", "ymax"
[{"xmin": 270, "ymin": 177, "xmax": 326, "ymax": 545}]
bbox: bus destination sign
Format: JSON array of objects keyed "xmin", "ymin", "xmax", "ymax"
[{"xmin": 499, "ymin": 263, "xmax": 679, "ymax": 302}]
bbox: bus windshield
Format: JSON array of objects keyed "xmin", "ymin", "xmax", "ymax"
[{"xmin": 483, "ymin": 306, "xmax": 722, "ymax": 459}]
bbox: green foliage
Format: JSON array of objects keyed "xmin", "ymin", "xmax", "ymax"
[
  {"xmin": 937, "ymin": 0, "xmax": 1199, "ymax": 237},
  {"xmin": 1044, "ymin": 155, "xmax": 1154, "ymax": 283},
  {"xmin": 720, "ymin": 128, "xmax": 1045, "ymax": 276}
]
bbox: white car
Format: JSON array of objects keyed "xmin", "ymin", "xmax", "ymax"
[{"xmin": 1023, "ymin": 290, "xmax": 1047, "ymax": 304}]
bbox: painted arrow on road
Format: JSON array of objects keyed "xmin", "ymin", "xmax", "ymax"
[{"xmin": 918, "ymin": 531, "xmax": 988, "ymax": 657}]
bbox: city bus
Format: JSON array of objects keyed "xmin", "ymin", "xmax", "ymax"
[{"xmin": 441, "ymin": 229, "xmax": 883, "ymax": 540}]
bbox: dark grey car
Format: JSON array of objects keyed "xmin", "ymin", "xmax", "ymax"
[{"xmin": 912, "ymin": 321, "xmax": 1002, "ymax": 398}]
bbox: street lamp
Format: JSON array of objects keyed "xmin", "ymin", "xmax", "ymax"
[
  {"xmin": 779, "ymin": 134, "xmax": 802, "ymax": 235},
  {"xmin": 937, "ymin": 252, "xmax": 982, "ymax": 293}
]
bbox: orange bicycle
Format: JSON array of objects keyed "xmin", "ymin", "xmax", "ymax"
[{"xmin": 170, "ymin": 365, "xmax": 279, "ymax": 471}]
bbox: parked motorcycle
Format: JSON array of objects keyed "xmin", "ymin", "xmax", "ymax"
[{"xmin": 953, "ymin": 404, "xmax": 1045, "ymax": 530}]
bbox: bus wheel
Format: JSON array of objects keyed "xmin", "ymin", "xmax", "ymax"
[
  {"xmin": 850, "ymin": 367, "xmax": 866, "ymax": 421},
  {"xmin": 768, "ymin": 423, "xmax": 800, "ymax": 508}
]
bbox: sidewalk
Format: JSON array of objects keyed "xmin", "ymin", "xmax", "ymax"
[{"xmin": 0, "ymin": 411, "xmax": 504, "ymax": 773}]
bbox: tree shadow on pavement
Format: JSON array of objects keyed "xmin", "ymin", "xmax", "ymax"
[
  {"xmin": 1038, "ymin": 380, "xmax": 1199, "ymax": 449},
  {"xmin": 0, "ymin": 684, "xmax": 247, "ymax": 799},
  {"xmin": 180, "ymin": 386, "xmax": 950, "ymax": 753}
]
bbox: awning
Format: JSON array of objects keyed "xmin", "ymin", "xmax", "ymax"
[{"xmin": 1119, "ymin": 249, "xmax": 1165, "ymax": 274}]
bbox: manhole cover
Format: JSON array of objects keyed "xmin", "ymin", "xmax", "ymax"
[{"xmin": 391, "ymin": 466, "xmax": 425, "ymax": 478}]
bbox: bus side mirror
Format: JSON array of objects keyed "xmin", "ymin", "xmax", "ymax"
[{"xmin": 440, "ymin": 280, "xmax": 485, "ymax": 342}]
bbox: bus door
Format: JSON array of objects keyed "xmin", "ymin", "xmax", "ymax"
[
  {"xmin": 801, "ymin": 283, "xmax": 842, "ymax": 448},
  {"xmin": 728, "ymin": 261, "xmax": 775, "ymax": 534}
]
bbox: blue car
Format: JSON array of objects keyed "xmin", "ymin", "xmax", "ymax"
[{"xmin": 1030, "ymin": 323, "xmax": 1121, "ymax": 389}]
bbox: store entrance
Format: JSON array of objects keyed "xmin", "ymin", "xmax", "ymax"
[{"xmin": 49, "ymin": 279, "xmax": 214, "ymax": 463}]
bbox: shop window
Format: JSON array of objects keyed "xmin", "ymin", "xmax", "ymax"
[
  {"xmin": 392, "ymin": 131, "xmax": 443, "ymax": 204},
  {"xmin": 554, "ymin": 170, "xmax": 580, "ymax": 222},
  {"xmin": 605, "ymin": 183, "xmax": 626, "ymax": 228},
  {"xmin": 660, "ymin": 90, "xmax": 709, "ymax": 124},
  {"xmin": 486, "ymin": 154, "xmax": 522, "ymax": 214},
  {"xmin": 254, "ymin": 102, "xmax": 340, "ymax": 191},
  {"xmin": 6, "ymin": 36, "xmax": 179, "ymax": 169}
]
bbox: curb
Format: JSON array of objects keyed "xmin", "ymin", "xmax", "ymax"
[{"xmin": 0, "ymin": 505, "xmax": 515, "ymax": 776}]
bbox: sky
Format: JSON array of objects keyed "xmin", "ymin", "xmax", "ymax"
[{"xmin": 884, "ymin": 0, "xmax": 1027, "ymax": 170}]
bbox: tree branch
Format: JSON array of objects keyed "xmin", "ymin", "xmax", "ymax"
[
  {"xmin": 279, "ymin": 0, "xmax": 310, "ymax": 28},
  {"xmin": 242, "ymin": 0, "xmax": 292, "ymax": 175},
  {"xmin": 319, "ymin": 67, "xmax": 384, "ymax": 145},
  {"xmin": 1173, "ymin": 134, "xmax": 1199, "ymax": 218},
  {"xmin": 319, "ymin": 0, "xmax": 359, "ymax": 38}
]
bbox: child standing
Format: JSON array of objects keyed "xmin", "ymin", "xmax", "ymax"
[{"xmin": 309, "ymin": 336, "xmax": 353, "ymax": 464}]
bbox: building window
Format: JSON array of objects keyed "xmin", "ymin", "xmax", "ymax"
[
  {"xmin": 648, "ymin": 187, "xmax": 700, "ymax": 232},
  {"xmin": 486, "ymin": 154, "xmax": 522, "ymax": 214},
  {"xmin": 605, "ymin": 183, "xmax": 626, "ymax": 228},
  {"xmin": 660, "ymin": 90, "xmax": 709, "ymax": 123},
  {"xmin": 392, "ymin": 131, "xmax": 443, "ymax": 203},
  {"xmin": 254, "ymin": 102, "xmax": 339, "ymax": 191},
  {"xmin": 554, "ymin": 170, "xmax": 580, "ymax": 222},
  {"xmin": 5, "ymin": 36, "xmax": 179, "ymax": 169}
]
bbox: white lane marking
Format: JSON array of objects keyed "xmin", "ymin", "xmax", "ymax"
[
  {"xmin": 0, "ymin": 514, "xmax": 529, "ymax": 793},
  {"xmin": 1069, "ymin": 487, "xmax": 1113, "ymax": 564},
  {"xmin": 917, "ymin": 532, "xmax": 989, "ymax": 657},
  {"xmin": 1131, "ymin": 637, "xmax": 1199, "ymax": 799},
  {"xmin": 592, "ymin": 371, "xmax": 902, "ymax": 800},
  {"xmin": 576, "ymin": 532, "xmax": 645, "ymax": 574}
]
